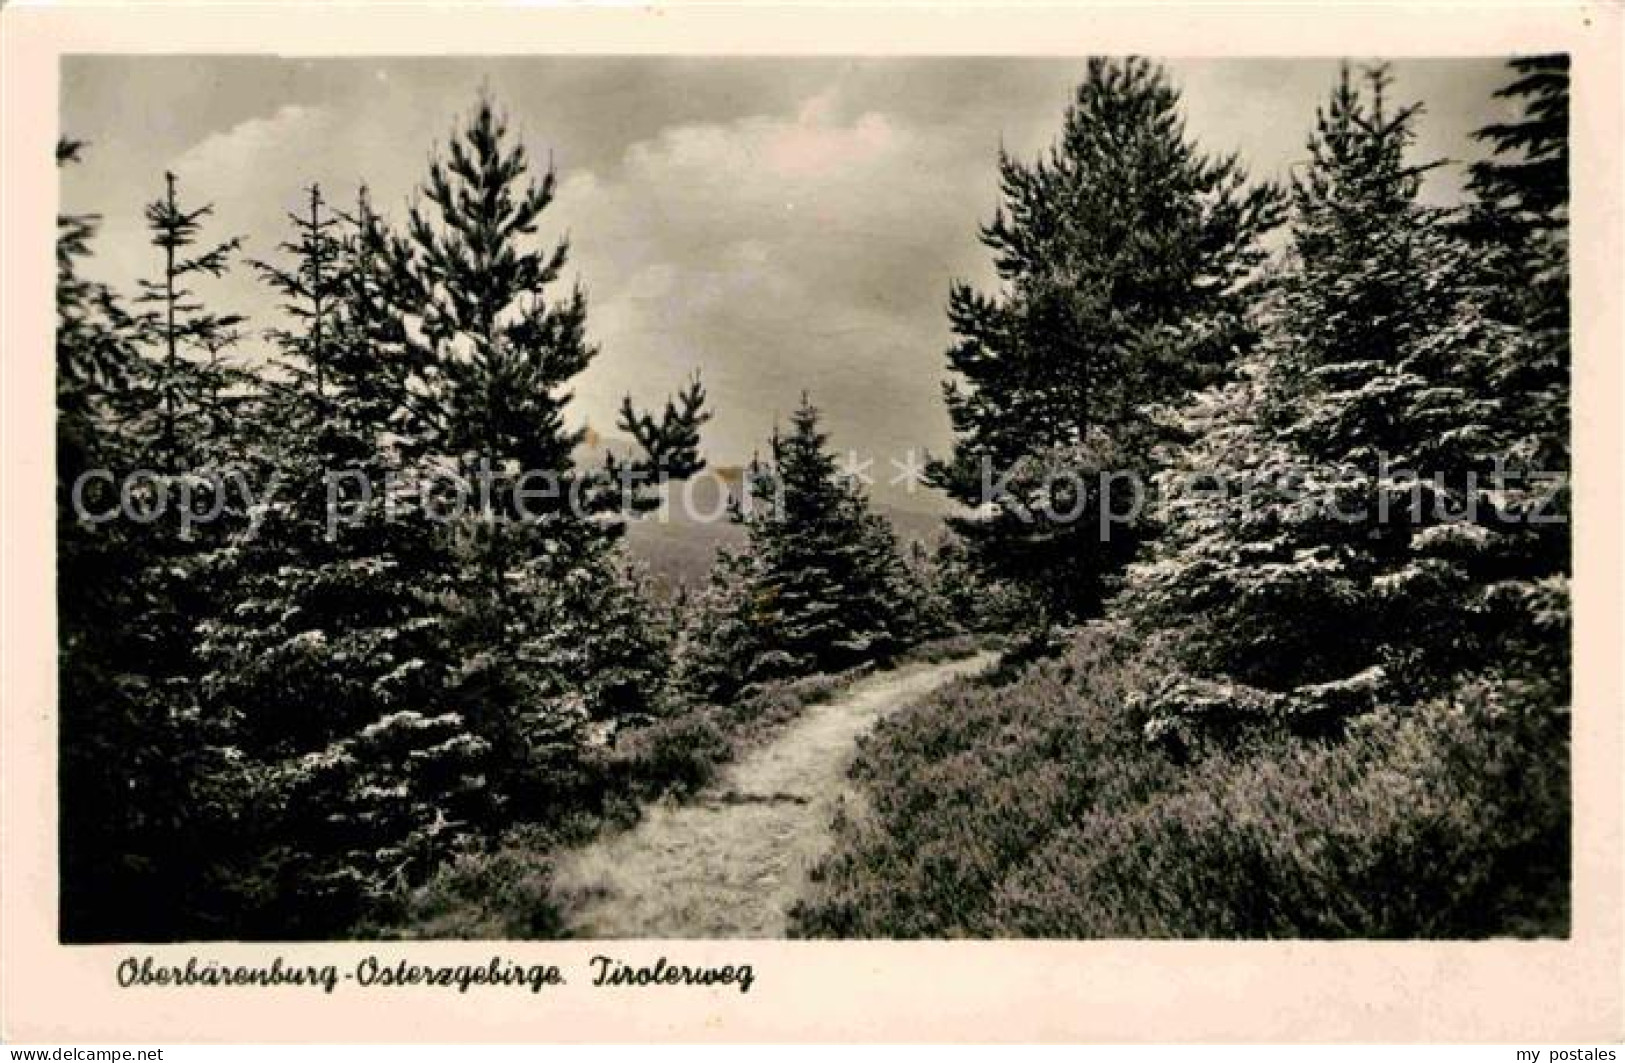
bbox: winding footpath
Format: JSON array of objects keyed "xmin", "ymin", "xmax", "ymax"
[{"xmin": 550, "ymin": 652, "xmax": 997, "ymax": 938}]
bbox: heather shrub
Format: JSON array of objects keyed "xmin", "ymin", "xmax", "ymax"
[
  {"xmin": 990, "ymin": 674, "xmax": 1568, "ymax": 937},
  {"xmin": 612, "ymin": 658, "xmax": 884, "ymax": 800},
  {"xmin": 793, "ymin": 626, "xmax": 1569, "ymax": 939},
  {"xmin": 896, "ymin": 632, "xmax": 1006, "ymax": 666},
  {"xmin": 613, "ymin": 712, "xmax": 732, "ymax": 800},
  {"xmin": 387, "ymin": 824, "xmax": 568, "ymax": 940},
  {"xmin": 790, "ymin": 625, "xmax": 1178, "ymax": 937}
]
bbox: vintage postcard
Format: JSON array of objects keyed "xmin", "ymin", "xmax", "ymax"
[{"xmin": 2, "ymin": 0, "xmax": 1621, "ymax": 1045}]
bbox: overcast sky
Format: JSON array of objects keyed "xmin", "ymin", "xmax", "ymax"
[{"xmin": 61, "ymin": 56, "xmax": 1515, "ymax": 506}]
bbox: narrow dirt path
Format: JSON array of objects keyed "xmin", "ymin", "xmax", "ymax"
[{"xmin": 551, "ymin": 652, "xmax": 997, "ymax": 938}]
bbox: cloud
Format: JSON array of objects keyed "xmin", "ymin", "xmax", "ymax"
[
  {"xmin": 552, "ymin": 86, "xmax": 996, "ymax": 480},
  {"xmin": 61, "ymin": 57, "xmax": 1508, "ymax": 510},
  {"xmin": 646, "ymin": 86, "xmax": 899, "ymax": 180},
  {"xmin": 77, "ymin": 104, "xmax": 352, "ymax": 319},
  {"xmin": 173, "ymin": 105, "xmax": 337, "ymax": 190}
]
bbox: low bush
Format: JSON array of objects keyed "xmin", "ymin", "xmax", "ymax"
[
  {"xmin": 990, "ymin": 676, "xmax": 1568, "ymax": 937},
  {"xmin": 613, "ymin": 712, "xmax": 733, "ymax": 801},
  {"xmin": 382, "ymin": 824, "xmax": 569, "ymax": 940},
  {"xmin": 611, "ymin": 634, "xmax": 998, "ymax": 803},
  {"xmin": 790, "ymin": 625, "xmax": 1175, "ymax": 937},
  {"xmin": 791, "ymin": 625, "xmax": 1569, "ymax": 939}
]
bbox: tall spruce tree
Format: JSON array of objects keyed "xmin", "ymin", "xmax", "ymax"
[
  {"xmin": 197, "ymin": 184, "xmax": 491, "ymax": 935},
  {"xmin": 679, "ymin": 396, "xmax": 918, "ymax": 702},
  {"xmin": 1461, "ymin": 55, "xmax": 1571, "ymax": 684},
  {"xmin": 928, "ymin": 57, "xmax": 1282, "ymax": 621},
  {"xmin": 56, "ymin": 139, "xmax": 136, "ymax": 443},
  {"xmin": 670, "ymin": 544, "xmax": 765, "ymax": 705},
  {"xmin": 1128, "ymin": 65, "xmax": 1566, "ymax": 748},
  {"xmin": 331, "ymin": 185, "xmax": 424, "ymax": 437},
  {"xmin": 1465, "ymin": 56, "xmax": 1569, "ymax": 264},
  {"xmin": 58, "ymin": 144, "xmax": 240, "ymax": 941},
  {"xmin": 387, "ymin": 96, "xmax": 711, "ymax": 808},
  {"xmin": 131, "ymin": 171, "xmax": 248, "ymax": 472},
  {"xmin": 1460, "ymin": 56, "xmax": 1570, "ymax": 526}
]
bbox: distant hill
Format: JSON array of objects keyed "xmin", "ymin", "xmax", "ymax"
[
  {"xmin": 576, "ymin": 428, "xmax": 948, "ymax": 594},
  {"xmin": 623, "ymin": 506, "xmax": 745, "ymax": 593},
  {"xmin": 875, "ymin": 501, "xmax": 949, "ymax": 551},
  {"xmin": 622, "ymin": 500, "xmax": 946, "ymax": 596}
]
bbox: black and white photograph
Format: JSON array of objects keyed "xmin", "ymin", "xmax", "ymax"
[
  {"xmin": 49, "ymin": 49, "xmax": 1575, "ymax": 946},
  {"xmin": 9, "ymin": 2, "xmax": 1625, "ymax": 1045}
]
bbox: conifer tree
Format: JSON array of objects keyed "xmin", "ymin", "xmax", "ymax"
[
  {"xmin": 1459, "ymin": 56, "xmax": 1570, "ymax": 535},
  {"xmin": 196, "ymin": 183, "xmax": 495, "ymax": 934},
  {"xmin": 57, "ymin": 143, "xmax": 233, "ymax": 941},
  {"xmin": 1129, "ymin": 65, "xmax": 1566, "ymax": 747},
  {"xmin": 131, "ymin": 171, "xmax": 248, "ymax": 472},
  {"xmin": 393, "ymin": 97, "xmax": 708, "ymax": 533},
  {"xmin": 907, "ymin": 532, "xmax": 1030, "ymax": 635},
  {"xmin": 253, "ymin": 185, "xmax": 345, "ymax": 405},
  {"xmin": 1461, "ymin": 55, "xmax": 1571, "ymax": 685},
  {"xmin": 58, "ymin": 137, "xmax": 150, "ymax": 939},
  {"xmin": 56, "ymin": 139, "xmax": 136, "ymax": 443},
  {"xmin": 1465, "ymin": 54, "xmax": 1569, "ymax": 279},
  {"xmin": 680, "ymin": 396, "xmax": 918, "ymax": 701},
  {"xmin": 750, "ymin": 397, "xmax": 910, "ymax": 676},
  {"xmin": 330, "ymin": 185, "xmax": 422, "ymax": 438},
  {"xmin": 385, "ymin": 96, "xmax": 712, "ymax": 809},
  {"xmin": 388, "ymin": 98, "xmax": 710, "ymax": 618},
  {"xmin": 928, "ymin": 58, "xmax": 1282, "ymax": 620},
  {"xmin": 670, "ymin": 545, "xmax": 765, "ymax": 705}
]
